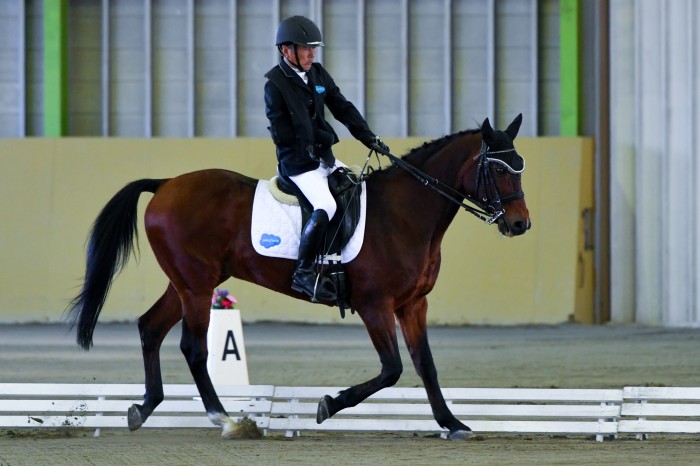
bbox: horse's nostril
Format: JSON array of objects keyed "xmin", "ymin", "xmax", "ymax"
[{"xmin": 511, "ymin": 220, "xmax": 530, "ymax": 234}]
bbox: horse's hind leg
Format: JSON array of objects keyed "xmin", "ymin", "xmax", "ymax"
[
  {"xmin": 128, "ymin": 283, "xmax": 182, "ymax": 431},
  {"xmin": 396, "ymin": 298, "xmax": 471, "ymax": 440},
  {"xmin": 317, "ymin": 306, "xmax": 403, "ymax": 422}
]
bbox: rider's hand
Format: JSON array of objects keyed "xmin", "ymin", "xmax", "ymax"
[{"xmin": 367, "ymin": 136, "xmax": 390, "ymax": 155}]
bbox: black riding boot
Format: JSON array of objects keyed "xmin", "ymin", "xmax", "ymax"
[{"xmin": 291, "ymin": 209, "xmax": 336, "ymax": 302}]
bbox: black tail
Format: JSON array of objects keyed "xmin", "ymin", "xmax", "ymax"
[{"xmin": 66, "ymin": 178, "xmax": 166, "ymax": 350}]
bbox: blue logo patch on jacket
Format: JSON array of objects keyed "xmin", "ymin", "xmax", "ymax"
[{"xmin": 315, "ymin": 85, "xmax": 326, "ymax": 94}]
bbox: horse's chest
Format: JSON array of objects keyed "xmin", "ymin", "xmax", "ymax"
[{"xmin": 416, "ymin": 258, "xmax": 441, "ymax": 293}]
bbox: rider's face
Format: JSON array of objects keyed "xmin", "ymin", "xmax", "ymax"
[{"xmin": 282, "ymin": 44, "xmax": 316, "ymax": 71}]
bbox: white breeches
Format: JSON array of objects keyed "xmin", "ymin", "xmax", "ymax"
[{"xmin": 289, "ymin": 160, "xmax": 346, "ymax": 220}]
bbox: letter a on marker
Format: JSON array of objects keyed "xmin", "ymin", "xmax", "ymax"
[{"xmin": 222, "ymin": 330, "xmax": 241, "ymax": 361}]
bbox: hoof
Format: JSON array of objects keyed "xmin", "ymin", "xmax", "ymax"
[
  {"xmin": 448, "ymin": 429, "xmax": 473, "ymax": 440},
  {"xmin": 127, "ymin": 404, "xmax": 143, "ymax": 431},
  {"xmin": 221, "ymin": 417, "xmax": 239, "ymax": 439},
  {"xmin": 316, "ymin": 395, "xmax": 333, "ymax": 424}
]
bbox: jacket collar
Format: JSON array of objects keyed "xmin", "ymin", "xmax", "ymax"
[
  {"xmin": 278, "ymin": 58, "xmax": 314, "ymax": 90},
  {"xmin": 278, "ymin": 57, "xmax": 297, "ymax": 77}
]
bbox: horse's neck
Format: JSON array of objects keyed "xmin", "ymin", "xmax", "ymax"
[
  {"xmin": 418, "ymin": 139, "xmax": 476, "ymax": 233},
  {"xmin": 376, "ymin": 134, "xmax": 479, "ymax": 241},
  {"xmin": 412, "ymin": 133, "xmax": 480, "ymax": 196}
]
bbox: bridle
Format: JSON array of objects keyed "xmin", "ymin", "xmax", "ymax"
[{"xmin": 372, "ymin": 141, "xmax": 525, "ymax": 224}]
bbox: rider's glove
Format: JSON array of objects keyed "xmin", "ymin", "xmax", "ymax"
[{"xmin": 364, "ymin": 135, "xmax": 390, "ymax": 155}]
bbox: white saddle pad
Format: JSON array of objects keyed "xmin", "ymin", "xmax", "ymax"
[{"xmin": 251, "ymin": 180, "xmax": 366, "ymax": 264}]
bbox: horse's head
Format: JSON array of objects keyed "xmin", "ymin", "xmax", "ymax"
[{"xmin": 470, "ymin": 114, "xmax": 531, "ymax": 237}]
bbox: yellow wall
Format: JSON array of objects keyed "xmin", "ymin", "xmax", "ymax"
[{"xmin": 0, "ymin": 137, "xmax": 593, "ymax": 325}]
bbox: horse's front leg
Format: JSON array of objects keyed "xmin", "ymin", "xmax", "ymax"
[
  {"xmin": 317, "ymin": 306, "xmax": 403, "ymax": 423},
  {"xmin": 396, "ymin": 298, "xmax": 472, "ymax": 440}
]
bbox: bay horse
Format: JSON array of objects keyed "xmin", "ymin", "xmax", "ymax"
[{"xmin": 67, "ymin": 114, "xmax": 530, "ymax": 440}]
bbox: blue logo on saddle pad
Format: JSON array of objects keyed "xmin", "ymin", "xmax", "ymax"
[
  {"xmin": 260, "ymin": 233, "xmax": 281, "ymax": 249},
  {"xmin": 315, "ymin": 85, "xmax": 325, "ymax": 94}
]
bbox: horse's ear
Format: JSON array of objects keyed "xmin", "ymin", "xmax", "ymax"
[
  {"xmin": 481, "ymin": 118, "xmax": 495, "ymax": 141},
  {"xmin": 505, "ymin": 113, "xmax": 523, "ymax": 140}
]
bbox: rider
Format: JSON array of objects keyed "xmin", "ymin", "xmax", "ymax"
[{"xmin": 264, "ymin": 15, "xmax": 389, "ymax": 301}]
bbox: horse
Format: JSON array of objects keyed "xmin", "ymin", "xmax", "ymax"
[{"xmin": 67, "ymin": 114, "xmax": 530, "ymax": 440}]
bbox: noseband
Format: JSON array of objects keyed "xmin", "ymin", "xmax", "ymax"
[{"xmin": 374, "ymin": 142, "xmax": 525, "ymax": 224}]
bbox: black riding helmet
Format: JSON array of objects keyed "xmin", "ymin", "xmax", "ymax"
[
  {"xmin": 275, "ymin": 16, "xmax": 325, "ymax": 47},
  {"xmin": 276, "ymin": 16, "xmax": 324, "ymax": 72}
]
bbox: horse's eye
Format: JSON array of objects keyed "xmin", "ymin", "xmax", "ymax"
[{"xmin": 494, "ymin": 165, "xmax": 506, "ymax": 175}]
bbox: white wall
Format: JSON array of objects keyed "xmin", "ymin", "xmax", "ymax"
[{"xmin": 609, "ymin": 0, "xmax": 700, "ymax": 325}]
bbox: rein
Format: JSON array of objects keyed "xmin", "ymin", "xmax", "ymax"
[{"xmin": 370, "ymin": 143, "xmax": 524, "ymax": 225}]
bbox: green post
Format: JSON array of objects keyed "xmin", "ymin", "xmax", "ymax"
[
  {"xmin": 560, "ymin": 0, "xmax": 581, "ymax": 136},
  {"xmin": 44, "ymin": 0, "xmax": 68, "ymax": 137}
]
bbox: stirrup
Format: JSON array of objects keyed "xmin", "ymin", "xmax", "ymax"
[{"xmin": 292, "ymin": 271, "xmax": 336, "ymax": 302}]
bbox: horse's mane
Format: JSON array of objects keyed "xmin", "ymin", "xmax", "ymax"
[
  {"xmin": 402, "ymin": 128, "xmax": 481, "ymax": 162},
  {"xmin": 367, "ymin": 127, "xmax": 482, "ymax": 178}
]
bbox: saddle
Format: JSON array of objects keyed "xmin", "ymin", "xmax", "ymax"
[
  {"xmin": 276, "ymin": 167, "xmax": 362, "ymax": 255},
  {"xmin": 275, "ymin": 167, "xmax": 362, "ymax": 317}
]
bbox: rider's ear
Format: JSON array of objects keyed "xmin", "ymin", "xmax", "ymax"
[
  {"xmin": 505, "ymin": 113, "xmax": 523, "ymax": 140},
  {"xmin": 481, "ymin": 118, "xmax": 495, "ymax": 142}
]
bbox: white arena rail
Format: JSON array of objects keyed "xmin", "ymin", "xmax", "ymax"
[
  {"xmin": 0, "ymin": 384, "xmax": 273, "ymax": 436},
  {"xmin": 270, "ymin": 386, "xmax": 622, "ymax": 441},
  {"xmin": 6, "ymin": 384, "xmax": 700, "ymax": 440},
  {"xmin": 619, "ymin": 386, "xmax": 700, "ymax": 439},
  {"xmin": 0, "ymin": 384, "xmax": 625, "ymax": 441}
]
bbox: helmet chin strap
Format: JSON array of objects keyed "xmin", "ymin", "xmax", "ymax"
[{"xmin": 292, "ymin": 44, "xmax": 305, "ymax": 73}]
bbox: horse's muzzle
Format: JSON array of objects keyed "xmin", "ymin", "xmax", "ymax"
[{"xmin": 498, "ymin": 217, "xmax": 531, "ymax": 237}]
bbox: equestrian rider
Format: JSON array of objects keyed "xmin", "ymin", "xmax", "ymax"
[{"xmin": 264, "ymin": 15, "xmax": 389, "ymax": 301}]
